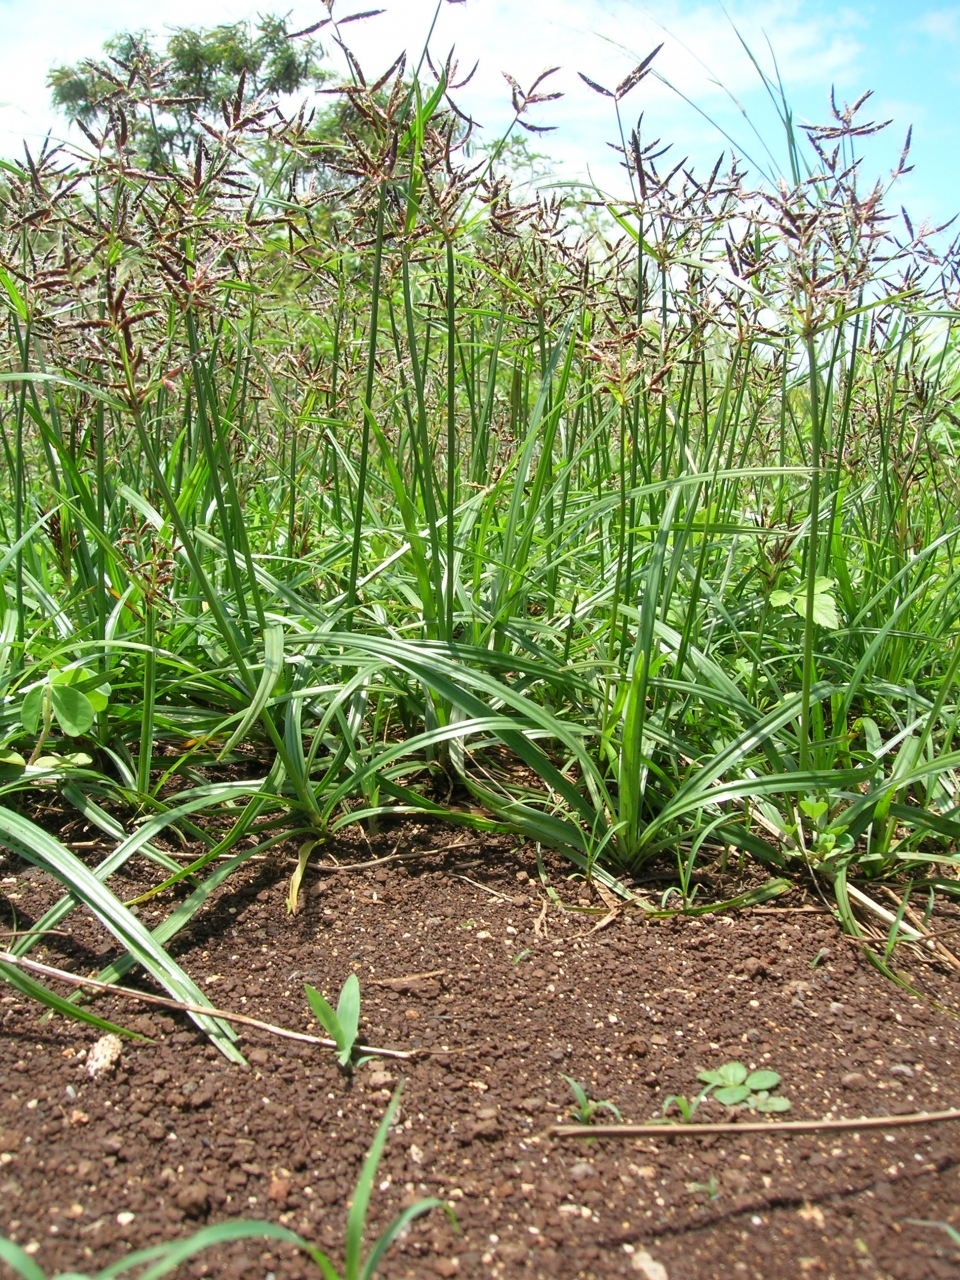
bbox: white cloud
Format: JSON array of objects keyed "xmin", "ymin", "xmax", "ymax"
[
  {"xmin": 916, "ymin": 7, "xmax": 960, "ymax": 39},
  {"xmin": 0, "ymin": 0, "xmax": 247, "ymax": 154},
  {"xmin": 0, "ymin": 0, "xmax": 864, "ymax": 195}
]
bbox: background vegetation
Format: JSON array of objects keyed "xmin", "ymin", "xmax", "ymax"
[{"xmin": 1, "ymin": 6, "xmax": 959, "ymax": 1050}]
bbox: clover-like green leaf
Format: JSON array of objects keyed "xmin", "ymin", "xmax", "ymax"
[
  {"xmin": 714, "ymin": 1083, "xmax": 751, "ymax": 1105},
  {"xmin": 799, "ymin": 798, "xmax": 828, "ymax": 821},
  {"xmin": 50, "ymin": 684, "xmax": 95, "ymax": 736},
  {"xmin": 53, "ymin": 666, "xmax": 111, "ymax": 712},
  {"xmin": 87, "ymin": 683, "xmax": 111, "ymax": 713},
  {"xmin": 0, "ymin": 751, "xmax": 25, "ymax": 779},
  {"xmin": 32, "ymin": 753, "xmax": 93, "ymax": 770},
  {"xmin": 746, "ymin": 1070, "xmax": 781, "ymax": 1092},
  {"xmin": 698, "ymin": 1061, "xmax": 748, "ymax": 1089},
  {"xmin": 754, "ymin": 1094, "xmax": 791, "ymax": 1113},
  {"xmin": 20, "ymin": 685, "xmax": 43, "ymax": 734}
]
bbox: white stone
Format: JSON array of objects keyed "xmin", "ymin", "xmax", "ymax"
[
  {"xmin": 87, "ymin": 1034, "xmax": 123, "ymax": 1079},
  {"xmin": 631, "ymin": 1249, "xmax": 669, "ymax": 1280}
]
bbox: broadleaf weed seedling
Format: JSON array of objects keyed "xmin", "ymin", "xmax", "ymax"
[
  {"xmin": 19, "ymin": 666, "xmax": 110, "ymax": 765},
  {"xmin": 697, "ymin": 1062, "xmax": 791, "ymax": 1113},
  {"xmin": 656, "ymin": 1061, "xmax": 791, "ymax": 1121},
  {"xmin": 562, "ymin": 1075, "xmax": 623, "ymax": 1124},
  {"xmin": 770, "ymin": 578, "xmax": 840, "ymax": 630},
  {"xmin": 798, "ymin": 796, "xmax": 855, "ymax": 861}
]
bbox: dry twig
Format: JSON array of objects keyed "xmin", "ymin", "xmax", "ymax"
[
  {"xmin": 550, "ymin": 1109, "xmax": 960, "ymax": 1139},
  {"xmin": 0, "ymin": 950, "xmax": 415, "ymax": 1060}
]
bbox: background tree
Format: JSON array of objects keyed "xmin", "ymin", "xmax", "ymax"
[{"xmin": 48, "ymin": 15, "xmax": 327, "ymax": 167}]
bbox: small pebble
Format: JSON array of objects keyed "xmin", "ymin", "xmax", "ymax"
[
  {"xmin": 631, "ymin": 1249, "xmax": 669, "ymax": 1280},
  {"xmin": 175, "ymin": 1183, "xmax": 210, "ymax": 1218},
  {"xmin": 268, "ymin": 1176, "xmax": 291, "ymax": 1203},
  {"xmin": 87, "ymin": 1034, "xmax": 123, "ymax": 1080}
]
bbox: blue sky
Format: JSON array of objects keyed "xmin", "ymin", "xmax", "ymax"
[{"xmin": 1, "ymin": 0, "xmax": 958, "ymax": 227}]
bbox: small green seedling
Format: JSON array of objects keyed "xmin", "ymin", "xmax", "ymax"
[
  {"xmin": 798, "ymin": 797, "xmax": 854, "ymax": 860},
  {"xmin": 0, "ymin": 1082, "xmax": 452, "ymax": 1280},
  {"xmin": 657, "ymin": 1091, "xmax": 706, "ymax": 1123},
  {"xmin": 905, "ymin": 1218, "xmax": 960, "ymax": 1248},
  {"xmin": 302, "ymin": 1081, "xmax": 454, "ymax": 1280},
  {"xmin": 687, "ymin": 1174, "xmax": 721, "ymax": 1200},
  {"xmin": 798, "ymin": 797, "xmax": 829, "ymax": 825},
  {"xmin": 305, "ymin": 973, "xmax": 365, "ymax": 1069},
  {"xmin": 561, "ymin": 1075, "xmax": 622, "ymax": 1124},
  {"xmin": 697, "ymin": 1061, "xmax": 791, "ymax": 1112}
]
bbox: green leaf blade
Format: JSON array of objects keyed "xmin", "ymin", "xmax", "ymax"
[
  {"xmin": 0, "ymin": 807, "xmax": 241, "ymax": 1061},
  {"xmin": 305, "ymin": 983, "xmax": 345, "ymax": 1054},
  {"xmin": 345, "ymin": 1082, "xmax": 405, "ymax": 1280},
  {"xmin": 336, "ymin": 972, "xmax": 361, "ymax": 1062}
]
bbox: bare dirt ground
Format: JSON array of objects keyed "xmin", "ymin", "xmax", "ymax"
[{"xmin": 3, "ymin": 827, "xmax": 960, "ymax": 1280}]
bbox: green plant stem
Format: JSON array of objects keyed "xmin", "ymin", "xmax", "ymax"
[
  {"xmin": 345, "ymin": 186, "xmax": 386, "ymax": 630},
  {"xmin": 137, "ymin": 604, "xmax": 156, "ymax": 797},
  {"xmin": 799, "ymin": 330, "xmax": 822, "ymax": 775}
]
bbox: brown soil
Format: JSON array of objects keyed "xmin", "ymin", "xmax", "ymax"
[{"xmin": 2, "ymin": 828, "xmax": 960, "ymax": 1280}]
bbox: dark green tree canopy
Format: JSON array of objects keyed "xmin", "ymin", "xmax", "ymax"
[{"xmin": 48, "ymin": 15, "xmax": 327, "ymax": 165}]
